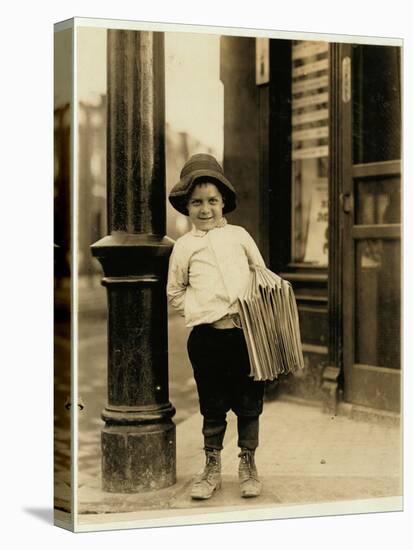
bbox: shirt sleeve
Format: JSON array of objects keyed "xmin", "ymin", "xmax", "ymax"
[
  {"xmin": 241, "ymin": 228, "xmax": 266, "ymax": 268},
  {"xmin": 167, "ymin": 240, "xmax": 189, "ymax": 315}
]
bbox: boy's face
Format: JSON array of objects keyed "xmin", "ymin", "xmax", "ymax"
[{"xmin": 187, "ymin": 182, "xmax": 225, "ymax": 231}]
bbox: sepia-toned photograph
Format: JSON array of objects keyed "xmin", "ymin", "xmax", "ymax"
[{"xmin": 53, "ymin": 17, "xmax": 402, "ymax": 533}]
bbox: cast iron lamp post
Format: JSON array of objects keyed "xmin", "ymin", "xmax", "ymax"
[{"xmin": 91, "ymin": 30, "xmax": 176, "ymax": 492}]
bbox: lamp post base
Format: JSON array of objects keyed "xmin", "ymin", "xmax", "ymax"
[{"xmin": 101, "ymin": 420, "xmax": 176, "ymax": 493}]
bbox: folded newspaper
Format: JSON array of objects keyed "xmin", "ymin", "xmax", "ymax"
[{"xmin": 237, "ymin": 266, "xmax": 305, "ymax": 381}]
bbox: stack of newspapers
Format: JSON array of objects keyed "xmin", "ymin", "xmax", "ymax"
[{"xmin": 237, "ymin": 266, "xmax": 305, "ymax": 381}]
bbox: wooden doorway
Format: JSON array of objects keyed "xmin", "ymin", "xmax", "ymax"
[{"xmin": 340, "ymin": 43, "xmax": 402, "ymax": 412}]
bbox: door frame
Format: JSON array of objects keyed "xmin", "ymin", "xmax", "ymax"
[{"xmin": 339, "ymin": 43, "xmax": 401, "ymax": 412}]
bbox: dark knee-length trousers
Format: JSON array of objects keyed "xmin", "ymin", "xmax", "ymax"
[{"xmin": 187, "ymin": 324, "xmax": 265, "ymax": 451}]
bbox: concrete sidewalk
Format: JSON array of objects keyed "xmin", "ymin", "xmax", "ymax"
[{"xmin": 70, "ymin": 398, "xmax": 402, "ymax": 531}]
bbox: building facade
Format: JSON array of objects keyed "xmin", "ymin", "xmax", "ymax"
[
  {"xmin": 55, "ymin": 33, "xmax": 402, "ymax": 418},
  {"xmin": 221, "ymin": 37, "xmax": 402, "ymax": 415}
]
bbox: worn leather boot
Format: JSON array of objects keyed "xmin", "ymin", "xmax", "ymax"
[
  {"xmin": 238, "ymin": 447, "xmax": 261, "ymax": 498},
  {"xmin": 190, "ymin": 448, "xmax": 222, "ymax": 500}
]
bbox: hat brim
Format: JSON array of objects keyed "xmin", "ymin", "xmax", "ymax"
[{"xmin": 169, "ymin": 169, "xmax": 237, "ymax": 216}]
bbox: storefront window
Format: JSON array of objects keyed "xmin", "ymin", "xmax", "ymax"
[
  {"xmin": 291, "ymin": 41, "xmax": 329, "ymax": 266},
  {"xmin": 352, "ymin": 45, "xmax": 401, "ymax": 165},
  {"xmin": 355, "ymin": 176, "xmax": 401, "ymax": 225},
  {"xmin": 355, "ymin": 238, "xmax": 400, "ymax": 369}
]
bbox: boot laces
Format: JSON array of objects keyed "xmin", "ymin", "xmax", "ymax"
[
  {"xmin": 239, "ymin": 450, "xmax": 259, "ymax": 481},
  {"xmin": 199, "ymin": 451, "xmax": 220, "ymax": 483}
]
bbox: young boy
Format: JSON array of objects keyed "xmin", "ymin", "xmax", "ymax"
[{"xmin": 167, "ymin": 153, "xmax": 266, "ymax": 500}]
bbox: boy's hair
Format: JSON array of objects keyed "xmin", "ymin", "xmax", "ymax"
[{"xmin": 187, "ymin": 177, "xmax": 227, "ymax": 206}]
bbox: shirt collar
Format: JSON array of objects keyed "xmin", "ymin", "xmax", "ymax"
[{"xmin": 190, "ymin": 217, "xmax": 227, "ymax": 237}]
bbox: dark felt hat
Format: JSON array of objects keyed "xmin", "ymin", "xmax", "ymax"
[{"xmin": 168, "ymin": 153, "xmax": 237, "ymax": 216}]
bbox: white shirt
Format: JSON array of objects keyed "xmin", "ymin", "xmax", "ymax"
[{"xmin": 167, "ymin": 219, "xmax": 265, "ymax": 327}]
